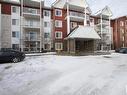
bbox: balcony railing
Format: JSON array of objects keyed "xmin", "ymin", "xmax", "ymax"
[
  {"xmin": 23, "ymin": 21, "xmax": 40, "ymax": 28},
  {"xmin": 24, "ymin": 35, "xmax": 40, "ymax": 41},
  {"xmin": 23, "ymin": 7, "xmax": 40, "ymax": 15},
  {"xmin": 98, "ymin": 19, "xmax": 109, "ymax": 25},
  {"xmin": 69, "ymin": 11, "xmax": 84, "ymax": 18}
]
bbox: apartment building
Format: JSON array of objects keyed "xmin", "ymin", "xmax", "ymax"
[
  {"xmin": 52, "ymin": 0, "xmax": 101, "ymax": 53},
  {"xmin": 1, "ymin": 0, "xmax": 124, "ymax": 53},
  {"xmin": 111, "ymin": 16, "xmax": 127, "ymax": 49},
  {"xmin": 0, "ymin": 0, "xmax": 53, "ymax": 52}
]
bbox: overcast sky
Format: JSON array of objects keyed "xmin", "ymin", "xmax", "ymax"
[{"xmin": 45, "ymin": 0, "xmax": 127, "ymax": 18}]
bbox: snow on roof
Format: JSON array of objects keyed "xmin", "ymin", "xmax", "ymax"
[
  {"xmin": 95, "ymin": 6, "xmax": 113, "ymax": 17},
  {"xmin": 66, "ymin": 26, "xmax": 101, "ymax": 40},
  {"xmin": 53, "ymin": 0, "xmax": 88, "ymax": 9}
]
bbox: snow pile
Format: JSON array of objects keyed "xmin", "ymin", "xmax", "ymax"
[{"xmin": 0, "ymin": 53, "xmax": 127, "ymax": 95}]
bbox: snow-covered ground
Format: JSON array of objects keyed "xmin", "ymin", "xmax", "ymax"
[{"xmin": 0, "ymin": 53, "xmax": 127, "ymax": 95}]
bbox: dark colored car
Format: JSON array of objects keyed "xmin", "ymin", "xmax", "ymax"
[
  {"xmin": 0, "ymin": 49, "xmax": 25, "ymax": 63},
  {"xmin": 115, "ymin": 47, "xmax": 127, "ymax": 54}
]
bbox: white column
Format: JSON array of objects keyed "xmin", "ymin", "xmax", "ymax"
[
  {"xmin": 20, "ymin": 0, "xmax": 23, "ymax": 52},
  {"xmin": 40, "ymin": 0, "xmax": 42, "ymax": 52},
  {"xmin": 109, "ymin": 16, "xmax": 111, "ymax": 50},
  {"xmin": 100, "ymin": 14, "xmax": 103, "ymax": 51},
  {"xmin": 84, "ymin": 7, "xmax": 87, "ymax": 26},
  {"xmin": 67, "ymin": 0, "xmax": 70, "ymax": 34}
]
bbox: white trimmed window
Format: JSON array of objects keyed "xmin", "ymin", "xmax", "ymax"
[
  {"xmin": 12, "ymin": 6, "xmax": 19, "ymax": 13},
  {"xmin": 12, "ymin": 31, "xmax": 19, "ymax": 38},
  {"xmin": 55, "ymin": 31, "xmax": 62, "ymax": 39},
  {"xmin": 55, "ymin": 9, "xmax": 62, "ymax": 16},
  {"xmin": 55, "ymin": 20, "xmax": 62, "ymax": 27},
  {"xmin": 44, "ymin": 10, "xmax": 50, "ymax": 17},
  {"xmin": 12, "ymin": 19, "xmax": 19, "ymax": 25},
  {"xmin": 44, "ymin": 22, "xmax": 50, "ymax": 27},
  {"xmin": 44, "ymin": 32, "xmax": 50, "ymax": 38},
  {"xmin": 55, "ymin": 43, "xmax": 63, "ymax": 50}
]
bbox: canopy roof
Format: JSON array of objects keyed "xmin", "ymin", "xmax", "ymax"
[{"xmin": 66, "ymin": 26, "xmax": 101, "ymax": 40}]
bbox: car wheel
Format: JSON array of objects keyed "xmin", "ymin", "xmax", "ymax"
[{"xmin": 12, "ymin": 57, "xmax": 19, "ymax": 63}]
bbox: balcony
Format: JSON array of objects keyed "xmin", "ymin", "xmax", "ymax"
[
  {"xmin": 96, "ymin": 19, "xmax": 109, "ymax": 26},
  {"xmin": 23, "ymin": 7, "xmax": 40, "ymax": 18},
  {"xmin": 65, "ymin": 11, "xmax": 88, "ymax": 22},
  {"xmin": 69, "ymin": 11, "xmax": 84, "ymax": 18},
  {"xmin": 23, "ymin": 20, "xmax": 40, "ymax": 29},
  {"xmin": 24, "ymin": 36, "xmax": 41, "ymax": 41}
]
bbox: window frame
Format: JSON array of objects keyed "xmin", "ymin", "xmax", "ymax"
[
  {"xmin": 44, "ymin": 10, "xmax": 50, "ymax": 17},
  {"xmin": 55, "ymin": 31, "xmax": 63, "ymax": 39},
  {"xmin": 55, "ymin": 43, "xmax": 63, "ymax": 50},
  {"xmin": 55, "ymin": 20, "xmax": 62, "ymax": 28},
  {"xmin": 55, "ymin": 9, "xmax": 62, "ymax": 16}
]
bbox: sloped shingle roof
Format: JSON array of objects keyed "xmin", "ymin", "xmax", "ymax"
[{"xmin": 66, "ymin": 26, "xmax": 101, "ymax": 40}]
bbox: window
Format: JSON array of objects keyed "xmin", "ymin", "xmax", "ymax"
[
  {"xmin": 120, "ymin": 21, "xmax": 124, "ymax": 26},
  {"xmin": 44, "ymin": 10, "xmax": 50, "ymax": 17},
  {"xmin": 12, "ymin": 44, "xmax": 19, "ymax": 50},
  {"xmin": 44, "ymin": 33, "xmax": 50, "ymax": 38},
  {"xmin": 55, "ymin": 43, "xmax": 63, "ymax": 50},
  {"xmin": 44, "ymin": 22, "xmax": 50, "ymax": 27},
  {"xmin": 55, "ymin": 31, "xmax": 62, "ymax": 39},
  {"xmin": 12, "ymin": 6, "xmax": 19, "ymax": 13},
  {"xmin": 12, "ymin": 31, "xmax": 19, "ymax": 38},
  {"xmin": 12, "ymin": 19, "xmax": 19, "ymax": 25},
  {"xmin": 44, "ymin": 44, "xmax": 50, "ymax": 50},
  {"xmin": 55, "ymin": 20, "xmax": 62, "ymax": 27},
  {"xmin": 55, "ymin": 9, "xmax": 62, "ymax": 16}
]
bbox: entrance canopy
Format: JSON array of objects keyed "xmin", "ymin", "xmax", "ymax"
[{"xmin": 66, "ymin": 26, "xmax": 101, "ymax": 40}]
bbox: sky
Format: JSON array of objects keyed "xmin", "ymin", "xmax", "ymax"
[{"xmin": 45, "ymin": 0, "xmax": 127, "ymax": 18}]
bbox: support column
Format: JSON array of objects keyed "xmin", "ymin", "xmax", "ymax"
[
  {"xmin": 40, "ymin": 0, "xmax": 42, "ymax": 52},
  {"xmin": 109, "ymin": 16, "xmax": 111, "ymax": 50},
  {"xmin": 20, "ymin": 0, "xmax": 23, "ymax": 52},
  {"xmin": 100, "ymin": 14, "xmax": 103, "ymax": 51},
  {"xmin": 67, "ymin": 0, "xmax": 70, "ymax": 34},
  {"xmin": 84, "ymin": 7, "xmax": 87, "ymax": 26},
  {"xmin": 73, "ymin": 39, "xmax": 76, "ymax": 53},
  {"xmin": 67, "ymin": 40, "xmax": 70, "ymax": 53}
]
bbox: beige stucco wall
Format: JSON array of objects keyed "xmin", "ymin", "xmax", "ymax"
[{"xmin": 1, "ymin": 14, "xmax": 11, "ymax": 48}]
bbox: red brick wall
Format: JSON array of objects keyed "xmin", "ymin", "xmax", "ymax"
[
  {"xmin": 53, "ymin": 8, "xmax": 67, "ymax": 42},
  {"xmin": 111, "ymin": 16, "xmax": 127, "ymax": 49},
  {"xmin": 1, "ymin": 3, "xmax": 11, "ymax": 15}
]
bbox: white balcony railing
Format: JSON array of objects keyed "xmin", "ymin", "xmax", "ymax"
[
  {"xmin": 69, "ymin": 11, "xmax": 84, "ymax": 18},
  {"xmin": 24, "ymin": 35, "xmax": 40, "ymax": 41},
  {"xmin": 23, "ymin": 7, "xmax": 40, "ymax": 15},
  {"xmin": 98, "ymin": 19, "xmax": 109, "ymax": 25},
  {"xmin": 23, "ymin": 20, "xmax": 40, "ymax": 28}
]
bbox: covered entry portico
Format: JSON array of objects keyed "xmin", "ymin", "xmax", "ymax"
[{"xmin": 66, "ymin": 26, "xmax": 101, "ymax": 54}]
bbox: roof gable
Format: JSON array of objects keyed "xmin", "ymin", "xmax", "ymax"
[
  {"xmin": 67, "ymin": 26, "xmax": 101, "ymax": 39},
  {"xmin": 53, "ymin": 0, "xmax": 88, "ymax": 9},
  {"xmin": 102, "ymin": 6, "xmax": 112, "ymax": 16}
]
